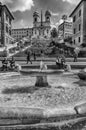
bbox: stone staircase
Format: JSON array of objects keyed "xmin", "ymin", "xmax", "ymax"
[{"xmin": 0, "ymin": 37, "xmax": 32, "ymax": 58}]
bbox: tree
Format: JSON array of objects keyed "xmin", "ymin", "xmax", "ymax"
[
  {"xmin": 62, "ymin": 15, "xmax": 67, "ymax": 21},
  {"xmin": 51, "ymin": 27, "xmax": 58, "ymax": 38},
  {"xmin": 64, "ymin": 36, "xmax": 72, "ymax": 44}
]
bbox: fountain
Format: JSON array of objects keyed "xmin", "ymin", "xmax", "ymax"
[
  {"xmin": 19, "ymin": 60, "xmax": 65, "ymax": 87},
  {"xmin": 78, "ymin": 68, "xmax": 86, "ymax": 80},
  {"xmin": 1, "ymin": 60, "xmax": 86, "ymax": 130},
  {"xmin": 35, "ymin": 60, "xmax": 49, "ymax": 87}
]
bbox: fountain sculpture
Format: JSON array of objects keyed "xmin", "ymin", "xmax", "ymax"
[{"xmin": 35, "ymin": 60, "xmax": 49, "ymax": 87}]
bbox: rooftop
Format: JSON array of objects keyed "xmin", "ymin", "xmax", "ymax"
[
  {"xmin": 0, "ymin": 2, "xmax": 14, "ymax": 20},
  {"xmin": 12, "ymin": 27, "xmax": 33, "ymax": 30},
  {"xmin": 45, "ymin": 10, "xmax": 51, "ymax": 16},
  {"xmin": 70, "ymin": 0, "xmax": 85, "ymax": 17},
  {"xmin": 58, "ymin": 21, "xmax": 72, "ymax": 27}
]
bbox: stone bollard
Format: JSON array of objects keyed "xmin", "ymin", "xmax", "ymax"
[{"xmin": 35, "ymin": 74, "xmax": 49, "ymax": 87}]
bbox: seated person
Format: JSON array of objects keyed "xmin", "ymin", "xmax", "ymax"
[
  {"xmin": 9, "ymin": 56, "xmax": 15, "ymax": 69},
  {"xmin": 64, "ymin": 63, "xmax": 71, "ymax": 72},
  {"xmin": 2, "ymin": 57, "xmax": 8, "ymax": 71},
  {"xmin": 15, "ymin": 64, "xmax": 22, "ymax": 72},
  {"xmin": 61, "ymin": 56, "xmax": 66, "ymax": 68},
  {"xmin": 56, "ymin": 56, "xmax": 66, "ymax": 69}
]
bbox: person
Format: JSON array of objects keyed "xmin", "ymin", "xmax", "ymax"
[
  {"xmin": 73, "ymin": 52, "xmax": 78, "ymax": 62},
  {"xmin": 61, "ymin": 55, "xmax": 66, "ymax": 69},
  {"xmin": 15, "ymin": 64, "xmax": 22, "ymax": 72},
  {"xmin": 2, "ymin": 57, "xmax": 8, "ymax": 71},
  {"xmin": 56, "ymin": 56, "xmax": 60, "ymax": 63},
  {"xmin": 26, "ymin": 51, "xmax": 32, "ymax": 64},
  {"xmin": 64, "ymin": 63, "xmax": 71, "ymax": 72},
  {"xmin": 9, "ymin": 56, "xmax": 15, "ymax": 69},
  {"xmin": 56, "ymin": 56, "xmax": 61, "ymax": 69}
]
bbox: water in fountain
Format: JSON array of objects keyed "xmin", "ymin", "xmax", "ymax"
[
  {"xmin": 35, "ymin": 60, "xmax": 49, "ymax": 87},
  {"xmin": 40, "ymin": 60, "xmax": 47, "ymax": 70},
  {"xmin": 0, "ymin": 64, "xmax": 86, "ymax": 129},
  {"xmin": 1, "ymin": 60, "xmax": 86, "ymax": 129}
]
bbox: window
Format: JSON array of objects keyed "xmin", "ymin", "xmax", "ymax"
[
  {"xmin": 73, "ymin": 28, "xmax": 76, "ymax": 34},
  {"xmin": 34, "ymin": 18, "xmax": 37, "ymax": 22},
  {"xmin": 35, "ymin": 30, "xmax": 36, "ymax": 34},
  {"xmin": 27, "ymin": 31, "xmax": 28, "ymax": 36},
  {"xmin": 74, "ymin": 39, "xmax": 75, "ymax": 44},
  {"xmin": 0, "ymin": 23, "xmax": 1, "ymax": 31},
  {"xmin": 78, "ymin": 37, "xmax": 80, "ymax": 43},
  {"xmin": 6, "ymin": 14, "xmax": 8, "ymax": 21},
  {"xmin": 6, "ymin": 24, "xmax": 8, "ymax": 33},
  {"xmin": 79, "ymin": 10, "xmax": 81, "ymax": 17},
  {"xmin": 32, "ymin": 30, "xmax": 33, "ymax": 35},
  {"xmin": 46, "ymin": 17, "xmax": 49, "ymax": 21},
  {"xmin": 47, "ymin": 29, "xmax": 49, "ymax": 34},
  {"xmin": 79, "ymin": 24, "xmax": 81, "ymax": 31},
  {"xmin": 43, "ymin": 30, "xmax": 44, "ymax": 35},
  {"xmin": 39, "ymin": 30, "xmax": 41, "ymax": 35},
  {"xmin": 9, "ymin": 28, "xmax": 11, "ymax": 35},
  {"xmin": 6, "ymin": 37, "xmax": 8, "ymax": 44},
  {"xmin": 9, "ymin": 18, "xmax": 11, "ymax": 25},
  {"xmin": 73, "ymin": 16, "xmax": 76, "ymax": 22}
]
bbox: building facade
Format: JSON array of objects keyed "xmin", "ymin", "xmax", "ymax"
[
  {"xmin": 70, "ymin": 0, "xmax": 86, "ymax": 46},
  {"xmin": 12, "ymin": 28, "xmax": 32, "ymax": 41},
  {"xmin": 58, "ymin": 21, "xmax": 73, "ymax": 41},
  {"xmin": 32, "ymin": 10, "xmax": 51, "ymax": 38},
  {"xmin": 0, "ymin": 2, "xmax": 14, "ymax": 46},
  {"xmin": 12, "ymin": 10, "xmax": 51, "ymax": 41}
]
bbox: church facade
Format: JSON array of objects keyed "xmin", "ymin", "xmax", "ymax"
[
  {"xmin": 12, "ymin": 10, "xmax": 51, "ymax": 41},
  {"xmin": 32, "ymin": 10, "xmax": 51, "ymax": 38}
]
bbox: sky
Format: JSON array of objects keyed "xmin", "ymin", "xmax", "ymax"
[{"xmin": 1, "ymin": 0, "xmax": 81, "ymax": 29}]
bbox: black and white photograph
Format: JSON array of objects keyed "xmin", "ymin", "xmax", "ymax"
[{"xmin": 0, "ymin": 0, "xmax": 86, "ymax": 129}]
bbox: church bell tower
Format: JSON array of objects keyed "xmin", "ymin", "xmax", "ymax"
[
  {"xmin": 33, "ymin": 11, "xmax": 39, "ymax": 27},
  {"xmin": 45, "ymin": 10, "xmax": 51, "ymax": 22}
]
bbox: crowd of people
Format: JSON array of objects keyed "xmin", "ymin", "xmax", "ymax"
[
  {"xmin": 1, "ymin": 51, "xmax": 37, "ymax": 71},
  {"xmin": 55, "ymin": 55, "xmax": 71, "ymax": 71},
  {"xmin": 56, "ymin": 55, "xmax": 66, "ymax": 68},
  {"xmin": 1, "ymin": 49, "xmax": 75, "ymax": 72},
  {"xmin": 1, "ymin": 57, "xmax": 16, "ymax": 71}
]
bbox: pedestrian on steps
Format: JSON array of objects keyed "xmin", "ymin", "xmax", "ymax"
[{"xmin": 26, "ymin": 51, "xmax": 32, "ymax": 64}]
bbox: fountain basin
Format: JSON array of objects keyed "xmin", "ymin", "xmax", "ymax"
[
  {"xmin": 1, "ymin": 67, "xmax": 86, "ymax": 129},
  {"xmin": 20, "ymin": 69, "xmax": 64, "ymax": 75},
  {"xmin": 78, "ymin": 71, "xmax": 86, "ymax": 80},
  {"xmin": 0, "ymin": 106, "xmax": 86, "ymax": 130},
  {"xmin": 35, "ymin": 74, "xmax": 49, "ymax": 87},
  {"xmin": 0, "ymin": 107, "xmax": 78, "ymax": 125}
]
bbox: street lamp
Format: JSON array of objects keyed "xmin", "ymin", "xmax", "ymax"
[{"xmin": 62, "ymin": 15, "xmax": 67, "ymax": 43}]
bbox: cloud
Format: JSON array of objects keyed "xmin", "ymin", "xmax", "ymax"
[
  {"xmin": 62, "ymin": 0, "xmax": 80, "ymax": 4},
  {"xmin": 1, "ymin": 0, "xmax": 12, "ymax": 3},
  {"xmin": 51, "ymin": 11, "xmax": 59, "ymax": 16},
  {"xmin": 1, "ymin": 0, "xmax": 34, "ymax": 12},
  {"xmin": 1, "ymin": 0, "xmax": 78, "ymax": 28},
  {"xmin": 12, "ymin": 19, "xmax": 29, "ymax": 28},
  {"xmin": 33, "ymin": 0, "xmax": 76, "ymax": 16}
]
